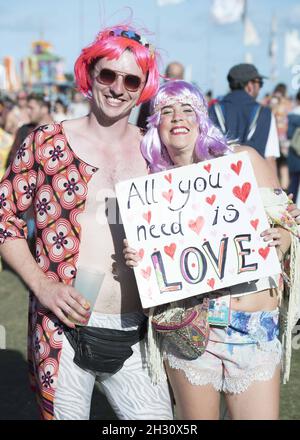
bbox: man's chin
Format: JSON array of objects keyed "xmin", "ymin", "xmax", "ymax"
[{"xmin": 102, "ymin": 106, "xmax": 132, "ymax": 122}]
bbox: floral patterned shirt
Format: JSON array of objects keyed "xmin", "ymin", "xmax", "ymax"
[{"xmin": 0, "ymin": 123, "xmax": 98, "ymax": 419}]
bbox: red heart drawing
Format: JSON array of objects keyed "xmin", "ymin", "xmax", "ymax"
[
  {"xmin": 204, "ymin": 164, "xmax": 211, "ymax": 173},
  {"xmin": 141, "ymin": 266, "xmax": 151, "ymax": 279},
  {"xmin": 143, "ymin": 211, "xmax": 152, "ymax": 224},
  {"xmin": 207, "ymin": 278, "xmax": 215, "ymax": 289},
  {"xmin": 162, "ymin": 189, "xmax": 174, "ymax": 203},
  {"xmin": 231, "ymin": 160, "xmax": 242, "ymax": 175},
  {"xmin": 164, "ymin": 243, "xmax": 176, "ymax": 259},
  {"xmin": 232, "ymin": 182, "xmax": 251, "ymax": 203},
  {"xmin": 206, "ymin": 194, "xmax": 216, "ymax": 205},
  {"xmin": 258, "ymin": 247, "xmax": 270, "ymax": 260},
  {"xmin": 164, "ymin": 173, "xmax": 172, "ymax": 184},
  {"xmin": 138, "ymin": 249, "xmax": 145, "ymax": 260},
  {"xmin": 250, "ymin": 219, "xmax": 259, "ymax": 230},
  {"xmin": 188, "ymin": 216, "xmax": 205, "ymax": 235}
]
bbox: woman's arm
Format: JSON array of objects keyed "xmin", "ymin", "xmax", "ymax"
[
  {"xmin": 260, "ymin": 226, "xmax": 291, "ymax": 260},
  {"xmin": 234, "ymin": 145, "xmax": 291, "ymax": 256},
  {"xmin": 287, "ymin": 195, "xmax": 300, "ymax": 225},
  {"xmin": 234, "ymin": 145, "xmax": 280, "ymax": 187}
]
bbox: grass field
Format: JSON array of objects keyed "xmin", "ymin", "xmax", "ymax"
[{"xmin": 0, "ymin": 269, "xmax": 299, "ymax": 420}]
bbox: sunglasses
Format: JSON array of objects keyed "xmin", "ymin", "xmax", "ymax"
[
  {"xmin": 95, "ymin": 68, "xmax": 143, "ymax": 92},
  {"xmin": 252, "ymin": 79, "xmax": 264, "ymax": 88}
]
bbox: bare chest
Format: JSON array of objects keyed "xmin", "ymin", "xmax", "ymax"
[{"xmin": 94, "ymin": 150, "xmax": 147, "ymax": 189}]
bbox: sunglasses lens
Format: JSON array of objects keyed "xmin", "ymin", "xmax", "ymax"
[
  {"xmin": 98, "ymin": 69, "xmax": 116, "ymax": 85},
  {"xmin": 124, "ymin": 74, "xmax": 141, "ymax": 91}
]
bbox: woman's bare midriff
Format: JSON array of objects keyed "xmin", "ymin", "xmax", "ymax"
[{"xmin": 230, "ymin": 288, "xmax": 279, "ymax": 312}]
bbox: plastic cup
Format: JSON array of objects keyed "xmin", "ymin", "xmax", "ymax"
[{"xmin": 70, "ymin": 266, "xmax": 105, "ymax": 325}]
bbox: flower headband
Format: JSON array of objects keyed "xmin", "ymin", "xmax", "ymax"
[
  {"xmin": 154, "ymin": 95, "xmax": 208, "ymax": 116},
  {"xmin": 108, "ymin": 28, "xmax": 155, "ymax": 56}
]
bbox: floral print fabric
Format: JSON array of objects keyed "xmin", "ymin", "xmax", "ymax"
[{"xmin": 0, "ymin": 123, "xmax": 97, "ymax": 419}]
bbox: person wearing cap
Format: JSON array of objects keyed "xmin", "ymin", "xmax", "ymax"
[
  {"xmin": 4, "ymin": 91, "xmax": 30, "ymax": 135},
  {"xmin": 209, "ymin": 63, "xmax": 280, "ymax": 178},
  {"xmin": 0, "ymin": 25, "xmax": 172, "ymax": 420}
]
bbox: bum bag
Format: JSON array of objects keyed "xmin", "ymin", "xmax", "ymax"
[{"xmin": 64, "ymin": 319, "xmax": 147, "ymax": 375}]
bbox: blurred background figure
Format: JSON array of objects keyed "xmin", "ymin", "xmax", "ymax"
[
  {"xmin": 137, "ymin": 61, "xmax": 185, "ymax": 129},
  {"xmin": 261, "ymin": 92, "xmax": 271, "ymax": 106},
  {"xmin": 67, "ymin": 91, "xmax": 90, "ymax": 119},
  {"xmin": 165, "ymin": 61, "xmax": 185, "ymax": 80},
  {"xmin": 209, "ymin": 63, "xmax": 280, "ymax": 179},
  {"xmin": 6, "ymin": 93, "xmax": 53, "ymax": 170},
  {"xmin": 52, "ymin": 98, "xmax": 69, "ymax": 123},
  {"xmin": 0, "ymin": 99, "xmax": 13, "ymax": 179},
  {"xmin": 0, "ymin": 97, "xmax": 13, "ymax": 129},
  {"xmin": 27, "ymin": 93, "xmax": 53, "ymax": 127},
  {"xmin": 4, "ymin": 91, "xmax": 30, "ymax": 135},
  {"xmin": 268, "ymin": 83, "xmax": 293, "ymax": 190},
  {"xmin": 287, "ymin": 89, "xmax": 300, "ymax": 205},
  {"xmin": 5, "ymin": 93, "xmax": 54, "ymax": 258},
  {"xmin": 0, "ymin": 98, "xmax": 14, "ymax": 271},
  {"xmin": 205, "ymin": 90, "xmax": 218, "ymax": 108},
  {"xmin": 0, "ymin": 124, "xmax": 13, "ymax": 179}
]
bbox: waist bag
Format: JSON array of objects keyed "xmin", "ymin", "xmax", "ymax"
[
  {"xmin": 65, "ymin": 319, "xmax": 147, "ymax": 375},
  {"xmin": 151, "ymin": 297, "xmax": 210, "ymax": 360}
]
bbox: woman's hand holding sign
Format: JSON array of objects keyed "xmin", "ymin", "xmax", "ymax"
[{"xmin": 123, "ymin": 239, "xmax": 140, "ymax": 268}]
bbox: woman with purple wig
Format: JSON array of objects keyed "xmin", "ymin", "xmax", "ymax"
[{"xmin": 124, "ymin": 80, "xmax": 300, "ymax": 420}]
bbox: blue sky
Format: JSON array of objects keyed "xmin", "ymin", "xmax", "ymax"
[{"xmin": 1, "ymin": 0, "xmax": 300, "ymax": 96}]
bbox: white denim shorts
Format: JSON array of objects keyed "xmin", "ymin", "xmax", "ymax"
[{"xmin": 166, "ymin": 308, "xmax": 282, "ymax": 394}]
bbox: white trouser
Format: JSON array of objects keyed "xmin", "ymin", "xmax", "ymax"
[{"xmin": 53, "ymin": 311, "xmax": 173, "ymax": 420}]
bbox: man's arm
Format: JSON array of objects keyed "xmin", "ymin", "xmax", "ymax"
[
  {"xmin": 0, "ymin": 131, "xmax": 89, "ymax": 327},
  {"xmin": 0, "ymin": 239, "xmax": 89, "ymax": 327}
]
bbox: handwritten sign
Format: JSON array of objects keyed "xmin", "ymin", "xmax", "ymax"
[{"xmin": 116, "ymin": 152, "xmax": 281, "ymax": 308}]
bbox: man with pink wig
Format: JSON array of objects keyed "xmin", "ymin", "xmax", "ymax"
[{"xmin": 0, "ymin": 25, "xmax": 173, "ymax": 420}]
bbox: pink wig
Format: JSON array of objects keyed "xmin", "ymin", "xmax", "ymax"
[
  {"xmin": 141, "ymin": 80, "xmax": 230, "ymax": 172},
  {"xmin": 74, "ymin": 25, "xmax": 160, "ymax": 105}
]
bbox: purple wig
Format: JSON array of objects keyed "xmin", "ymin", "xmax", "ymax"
[{"xmin": 140, "ymin": 80, "xmax": 230, "ymax": 173}]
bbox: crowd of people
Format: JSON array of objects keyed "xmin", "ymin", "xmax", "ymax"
[
  {"xmin": 0, "ymin": 91, "xmax": 90, "ymax": 178},
  {"xmin": 0, "ymin": 22, "xmax": 300, "ymax": 421}
]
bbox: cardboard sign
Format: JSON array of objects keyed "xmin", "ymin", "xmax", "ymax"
[{"xmin": 116, "ymin": 152, "xmax": 281, "ymax": 308}]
